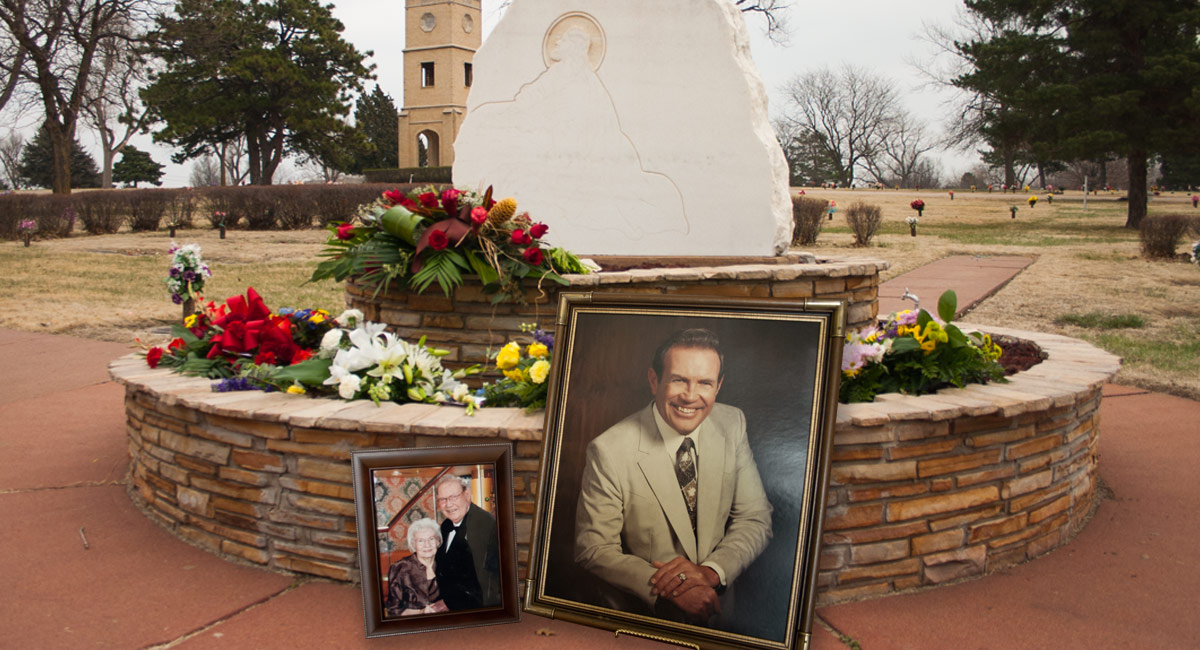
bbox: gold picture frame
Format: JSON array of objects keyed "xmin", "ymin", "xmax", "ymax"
[
  {"xmin": 525, "ymin": 293, "xmax": 843, "ymax": 650},
  {"xmin": 351, "ymin": 444, "xmax": 520, "ymax": 638}
]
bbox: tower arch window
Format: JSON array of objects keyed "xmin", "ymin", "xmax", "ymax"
[
  {"xmin": 421, "ymin": 62, "xmax": 435, "ymax": 87},
  {"xmin": 464, "ymin": 63, "xmax": 473, "ymax": 87}
]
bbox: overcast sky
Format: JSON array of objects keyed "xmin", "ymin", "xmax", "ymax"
[{"xmin": 44, "ymin": 0, "xmax": 978, "ymax": 187}]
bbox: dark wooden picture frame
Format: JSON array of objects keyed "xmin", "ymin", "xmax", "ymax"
[
  {"xmin": 351, "ymin": 444, "xmax": 520, "ymax": 638},
  {"xmin": 525, "ymin": 293, "xmax": 843, "ymax": 650}
]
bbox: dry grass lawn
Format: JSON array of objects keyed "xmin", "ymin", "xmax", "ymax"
[{"xmin": 1, "ymin": 187, "xmax": 1197, "ymax": 399}]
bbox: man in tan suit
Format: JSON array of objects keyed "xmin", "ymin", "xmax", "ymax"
[{"xmin": 574, "ymin": 328, "xmax": 772, "ymax": 626}]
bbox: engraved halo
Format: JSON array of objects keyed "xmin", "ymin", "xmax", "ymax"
[{"xmin": 542, "ymin": 12, "xmax": 606, "ymax": 71}]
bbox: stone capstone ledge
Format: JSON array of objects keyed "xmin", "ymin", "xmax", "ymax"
[
  {"xmin": 345, "ymin": 255, "xmax": 890, "ymax": 379},
  {"xmin": 110, "ymin": 325, "xmax": 1120, "ymax": 602}
]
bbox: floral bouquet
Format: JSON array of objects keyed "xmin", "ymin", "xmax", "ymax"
[
  {"xmin": 839, "ymin": 290, "xmax": 1006, "ymax": 403},
  {"xmin": 905, "ymin": 215, "xmax": 919, "ymax": 236},
  {"xmin": 910, "ymin": 199, "xmax": 925, "ymax": 216},
  {"xmin": 1027, "ymin": 195, "xmax": 1038, "ymax": 207},
  {"xmin": 480, "ymin": 324, "xmax": 555, "ymax": 411},
  {"xmin": 311, "ymin": 185, "xmax": 591, "ymax": 303},
  {"xmin": 18, "ymin": 219, "xmax": 35, "ymax": 246},
  {"xmin": 165, "ymin": 243, "xmax": 212, "ymax": 310},
  {"xmin": 1189, "ymin": 241, "xmax": 1199, "ymax": 265},
  {"xmin": 142, "ymin": 287, "xmax": 480, "ymax": 409}
]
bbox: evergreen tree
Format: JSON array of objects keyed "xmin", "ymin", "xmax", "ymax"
[
  {"xmin": 18, "ymin": 126, "xmax": 99, "ymax": 189},
  {"xmin": 956, "ymin": 0, "xmax": 1200, "ymax": 228},
  {"xmin": 112, "ymin": 146, "xmax": 165, "ymax": 187},
  {"xmin": 352, "ymin": 85, "xmax": 399, "ymax": 172},
  {"xmin": 143, "ymin": 0, "xmax": 373, "ymax": 185}
]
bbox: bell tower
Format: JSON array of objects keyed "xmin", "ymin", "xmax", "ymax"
[{"xmin": 397, "ymin": 0, "xmax": 481, "ymax": 169}]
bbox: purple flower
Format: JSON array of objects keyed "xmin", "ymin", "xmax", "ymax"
[
  {"xmin": 183, "ymin": 270, "xmax": 196, "ymax": 282},
  {"xmin": 211, "ymin": 377, "xmax": 262, "ymax": 392},
  {"xmin": 533, "ymin": 329, "xmax": 555, "ymax": 350},
  {"xmin": 169, "ymin": 267, "xmax": 181, "ymax": 277},
  {"xmin": 171, "ymin": 293, "xmax": 183, "ymax": 305}
]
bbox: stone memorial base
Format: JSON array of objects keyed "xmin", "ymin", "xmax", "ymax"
[{"xmin": 110, "ymin": 325, "xmax": 1119, "ymax": 602}]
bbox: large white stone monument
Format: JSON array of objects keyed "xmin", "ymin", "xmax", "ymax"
[{"xmin": 452, "ymin": 0, "xmax": 793, "ymax": 257}]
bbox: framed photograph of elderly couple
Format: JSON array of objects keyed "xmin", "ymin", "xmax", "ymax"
[
  {"xmin": 525, "ymin": 293, "xmax": 844, "ymax": 650},
  {"xmin": 351, "ymin": 444, "xmax": 520, "ymax": 638}
]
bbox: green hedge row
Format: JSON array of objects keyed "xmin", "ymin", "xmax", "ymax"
[
  {"xmin": 364, "ymin": 166, "xmax": 452, "ymax": 184},
  {"xmin": 0, "ymin": 183, "xmax": 444, "ymax": 239}
]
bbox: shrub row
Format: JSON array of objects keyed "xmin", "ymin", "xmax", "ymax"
[
  {"xmin": 364, "ymin": 166, "xmax": 453, "ymax": 184},
  {"xmin": 0, "ymin": 183, "xmax": 442, "ymax": 239}
]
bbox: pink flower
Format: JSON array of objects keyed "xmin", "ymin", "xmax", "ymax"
[
  {"xmin": 529, "ymin": 222, "xmax": 549, "ymax": 239},
  {"xmin": 441, "ymin": 188, "xmax": 461, "ymax": 214},
  {"xmin": 523, "ymin": 246, "xmax": 544, "ymax": 266},
  {"xmin": 470, "ymin": 206, "xmax": 488, "ymax": 225},
  {"xmin": 428, "ymin": 228, "xmax": 450, "ymax": 250},
  {"xmin": 335, "ymin": 223, "xmax": 354, "ymax": 240}
]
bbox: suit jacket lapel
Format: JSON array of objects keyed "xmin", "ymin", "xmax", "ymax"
[
  {"xmin": 696, "ymin": 416, "xmax": 727, "ymax": 559},
  {"xmin": 635, "ymin": 405, "xmax": 698, "ymax": 561}
]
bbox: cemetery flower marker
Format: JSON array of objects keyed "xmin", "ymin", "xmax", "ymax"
[
  {"xmin": 910, "ymin": 199, "xmax": 925, "ymax": 217},
  {"xmin": 18, "ymin": 219, "xmax": 35, "ymax": 247},
  {"xmin": 1010, "ymin": 205, "xmax": 1019, "ymax": 218},
  {"xmin": 1192, "ymin": 194, "xmax": 1198, "ymax": 208},
  {"xmin": 1028, "ymin": 195, "xmax": 1038, "ymax": 208},
  {"xmin": 905, "ymin": 215, "xmax": 919, "ymax": 236},
  {"xmin": 165, "ymin": 243, "xmax": 211, "ymax": 319}
]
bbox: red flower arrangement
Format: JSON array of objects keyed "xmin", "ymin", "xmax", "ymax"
[
  {"xmin": 910, "ymin": 199, "xmax": 925, "ymax": 216},
  {"xmin": 311, "ymin": 185, "xmax": 590, "ymax": 302}
]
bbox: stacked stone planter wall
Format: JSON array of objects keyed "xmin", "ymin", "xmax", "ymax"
[
  {"xmin": 111, "ymin": 325, "xmax": 1119, "ymax": 601},
  {"xmin": 344, "ymin": 254, "xmax": 888, "ymax": 375}
]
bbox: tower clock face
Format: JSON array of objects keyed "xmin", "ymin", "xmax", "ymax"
[
  {"xmin": 462, "ymin": 13, "xmax": 473, "ymax": 33},
  {"xmin": 420, "ymin": 12, "xmax": 436, "ymax": 32}
]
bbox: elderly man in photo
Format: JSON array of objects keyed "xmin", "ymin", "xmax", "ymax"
[
  {"xmin": 434, "ymin": 475, "xmax": 501, "ymax": 610},
  {"xmin": 574, "ymin": 328, "xmax": 772, "ymax": 627}
]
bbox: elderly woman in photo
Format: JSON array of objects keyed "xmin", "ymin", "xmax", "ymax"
[{"xmin": 385, "ymin": 518, "xmax": 450, "ymax": 617}]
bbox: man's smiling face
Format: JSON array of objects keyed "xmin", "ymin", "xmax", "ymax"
[{"xmin": 648, "ymin": 345, "xmax": 723, "ymax": 436}]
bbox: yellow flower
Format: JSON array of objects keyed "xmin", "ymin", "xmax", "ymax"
[
  {"xmin": 529, "ymin": 359, "xmax": 551, "ymax": 384},
  {"xmin": 921, "ymin": 339, "xmax": 937, "ymax": 354},
  {"xmin": 527, "ymin": 342, "xmax": 549, "ymax": 359},
  {"xmin": 496, "ymin": 341, "xmax": 521, "ymax": 370},
  {"xmin": 184, "ymin": 314, "xmax": 198, "ymax": 328},
  {"xmin": 923, "ymin": 322, "xmax": 948, "ymax": 344},
  {"xmin": 504, "ymin": 368, "xmax": 525, "ymax": 382},
  {"xmin": 287, "ymin": 383, "xmax": 306, "ymax": 395}
]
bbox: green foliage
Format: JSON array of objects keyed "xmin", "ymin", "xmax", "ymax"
[
  {"xmin": 352, "ymin": 85, "xmax": 400, "ymax": 172},
  {"xmin": 839, "ymin": 290, "xmax": 1008, "ymax": 403},
  {"xmin": 143, "ymin": 0, "xmax": 373, "ymax": 185},
  {"xmin": 956, "ymin": 0, "xmax": 1200, "ymax": 227},
  {"xmin": 18, "ymin": 126, "xmax": 99, "ymax": 190},
  {"xmin": 1055, "ymin": 312, "xmax": 1147, "ymax": 329},
  {"xmin": 364, "ymin": 167, "xmax": 453, "ymax": 184},
  {"xmin": 112, "ymin": 146, "xmax": 165, "ymax": 187}
]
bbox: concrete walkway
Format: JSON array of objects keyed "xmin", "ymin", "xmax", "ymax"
[
  {"xmin": 3, "ymin": 254, "xmax": 1199, "ymax": 649},
  {"xmin": 876, "ymin": 255, "xmax": 1034, "ymax": 318}
]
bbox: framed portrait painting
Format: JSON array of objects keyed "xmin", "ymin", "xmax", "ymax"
[
  {"xmin": 525, "ymin": 293, "xmax": 843, "ymax": 650},
  {"xmin": 351, "ymin": 444, "xmax": 520, "ymax": 638}
]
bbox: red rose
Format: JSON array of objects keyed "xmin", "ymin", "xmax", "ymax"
[
  {"xmin": 470, "ymin": 206, "xmax": 488, "ymax": 225},
  {"xmin": 168, "ymin": 338, "xmax": 186, "ymax": 353},
  {"xmin": 529, "ymin": 222, "xmax": 549, "ymax": 239},
  {"xmin": 291, "ymin": 349, "xmax": 313, "ymax": 364},
  {"xmin": 383, "ymin": 189, "xmax": 405, "ymax": 204},
  {"xmin": 335, "ymin": 223, "xmax": 354, "ymax": 240},
  {"xmin": 441, "ymin": 188, "xmax": 461, "ymax": 215},
  {"xmin": 523, "ymin": 246, "xmax": 544, "ymax": 266},
  {"xmin": 428, "ymin": 228, "xmax": 450, "ymax": 250},
  {"xmin": 398, "ymin": 196, "xmax": 417, "ymax": 209},
  {"xmin": 511, "ymin": 229, "xmax": 532, "ymax": 245},
  {"xmin": 146, "ymin": 347, "xmax": 164, "ymax": 368},
  {"xmin": 257, "ymin": 317, "xmax": 299, "ymax": 365},
  {"xmin": 254, "ymin": 350, "xmax": 277, "ymax": 365},
  {"xmin": 419, "ymin": 192, "xmax": 439, "ymax": 208}
]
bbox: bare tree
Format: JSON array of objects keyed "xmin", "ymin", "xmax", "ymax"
[
  {"xmin": 0, "ymin": 0, "xmax": 157, "ymax": 193},
  {"xmin": 733, "ymin": 0, "xmax": 789, "ymax": 43},
  {"xmin": 779, "ymin": 66, "xmax": 900, "ymax": 186},
  {"xmin": 219, "ymin": 138, "xmax": 251, "ymax": 186},
  {"xmin": 0, "ymin": 131, "xmax": 23, "ymax": 188},
  {"xmin": 188, "ymin": 154, "xmax": 219, "ymax": 187},
  {"xmin": 83, "ymin": 22, "xmax": 153, "ymax": 188},
  {"xmin": 864, "ymin": 114, "xmax": 940, "ymax": 188}
]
